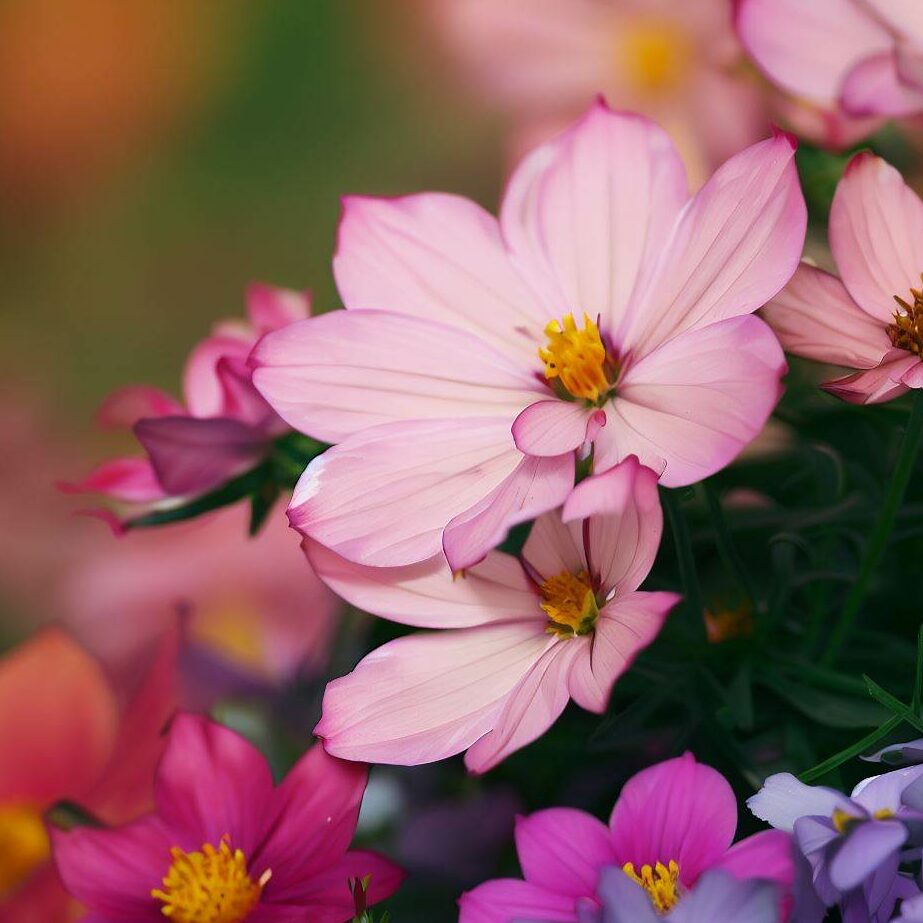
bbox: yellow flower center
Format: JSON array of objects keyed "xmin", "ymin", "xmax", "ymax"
[
  {"xmin": 832, "ymin": 807, "xmax": 894, "ymax": 834},
  {"xmin": 539, "ymin": 312, "xmax": 614, "ymax": 404},
  {"xmin": 0, "ymin": 803, "xmax": 50, "ymax": 895},
  {"xmin": 540, "ymin": 569, "xmax": 598, "ymax": 638},
  {"xmin": 623, "ymin": 860, "xmax": 682, "ymax": 913},
  {"xmin": 151, "ymin": 838, "xmax": 270, "ymax": 923},
  {"xmin": 617, "ymin": 20, "xmax": 692, "ymax": 94},
  {"xmin": 890, "ymin": 276, "xmax": 923, "ymax": 356}
]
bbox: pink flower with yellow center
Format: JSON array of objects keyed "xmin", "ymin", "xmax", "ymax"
[
  {"xmin": 51, "ymin": 713, "xmax": 404, "ymax": 923},
  {"xmin": 762, "ymin": 152, "xmax": 923, "ymax": 404},
  {"xmin": 252, "ymin": 100, "xmax": 805, "ymax": 572},
  {"xmin": 310, "ymin": 457, "xmax": 680, "ymax": 773}
]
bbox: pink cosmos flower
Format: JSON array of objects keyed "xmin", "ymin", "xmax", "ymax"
[
  {"xmin": 51, "ymin": 713, "xmax": 404, "ymax": 923},
  {"xmin": 458, "ymin": 752, "xmax": 794, "ymax": 922},
  {"xmin": 63, "ymin": 282, "xmax": 310, "ymax": 524},
  {"xmin": 252, "ymin": 101, "xmax": 804, "ymax": 571},
  {"xmin": 737, "ymin": 0, "xmax": 923, "ymax": 148},
  {"xmin": 424, "ymin": 0, "xmax": 769, "ymax": 183},
  {"xmin": 311, "ymin": 458, "xmax": 680, "ymax": 773},
  {"xmin": 761, "ymin": 152, "xmax": 923, "ymax": 404}
]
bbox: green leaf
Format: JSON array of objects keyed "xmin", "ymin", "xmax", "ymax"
[
  {"xmin": 800, "ymin": 716, "xmax": 902, "ymax": 783},
  {"xmin": 758, "ymin": 671, "xmax": 888, "ymax": 729},
  {"xmin": 864, "ymin": 676, "xmax": 923, "ymax": 733}
]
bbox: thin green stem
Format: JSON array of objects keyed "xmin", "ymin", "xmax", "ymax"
[
  {"xmin": 823, "ymin": 392, "xmax": 923, "ymax": 665},
  {"xmin": 703, "ymin": 480, "xmax": 761, "ymax": 612},
  {"xmin": 662, "ymin": 488, "xmax": 706, "ymax": 642},
  {"xmin": 799, "ymin": 715, "xmax": 902, "ymax": 783}
]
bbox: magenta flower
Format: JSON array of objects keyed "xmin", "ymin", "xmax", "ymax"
[
  {"xmin": 762, "ymin": 152, "xmax": 923, "ymax": 404},
  {"xmin": 459, "ymin": 752, "xmax": 793, "ymax": 922},
  {"xmin": 63, "ymin": 283, "xmax": 310, "ymax": 527},
  {"xmin": 51, "ymin": 713, "xmax": 404, "ymax": 923},
  {"xmin": 311, "ymin": 458, "xmax": 679, "ymax": 773},
  {"xmin": 252, "ymin": 100, "xmax": 804, "ymax": 570}
]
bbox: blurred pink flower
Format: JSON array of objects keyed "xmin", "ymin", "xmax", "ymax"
[
  {"xmin": 737, "ymin": 0, "xmax": 923, "ymax": 148},
  {"xmin": 253, "ymin": 101, "xmax": 803, "ymax": 571},
  {"xmin": 459, "ymin": 752, "xmax": 793, "ymax": 922},
  {"xmin": 762, "ymin": 152, "xmax": 923, "ymax": 404},
  {"xmin": 0, "ymin": 626, "xmax": 177, "ymax": 922},
  {"xmin": 425, "ymin": 0, "xmax": 769, "ymax": 183},
  {"xmin": 311, "ymin": 458, "xmax": 679, "ymax": 773},
  {"xmin": 63, "ymin": 282, "xmax": 309, "ymax": 524},
  {"xmin": 51, "ymin": 713, "xmax": 404, "ymax": 923}
]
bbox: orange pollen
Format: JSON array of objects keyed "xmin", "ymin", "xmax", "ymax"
[
  {"xmin": 889, "ymin": 275, "xmax": 923, "ymax": 356},
  {"xmin": 623, "ymin": 860, "xmax": 682, "ymax": 912},
  {"xmin": 539, "ymin": 312, "xmax": 615, "ymax": 404},
  {"xmin": 0, "ymin": 803, "xmax": 50, "ymax": 895},
  {"xmin": 539, "ymin": 569, "xmax": 598, "ymax": 638}
]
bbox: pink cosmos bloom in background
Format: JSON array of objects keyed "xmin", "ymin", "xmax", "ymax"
[
  {"xmin": 63, "ymin": 282, "xmax": 310, "ymax": 526},
  {"xmin": 253, "ymin": 100, "xmax": 804, "ymax": 571},
  {"xmin": 737, "ymin": 0, "xmax": 923, "ymax": 149},
  {"xmin": 311, "ymin": 458, "xmax": 679, "ymax": 773},
  {"xmin": 459, "ymin": 752, "xmax": 794, "ymax": 922},
  {"xmin": 0, "ymin": 626, "xmax": 177, "ymax": 922},
  {"xmin": 423, "ymin": 0, "xmax": 769, "ymax": 184},
  {"xmin": 762, "ymin": 152, "xmax": 923, "ymax": 404},
  {"xmin": 52, "ymin": 713, "xmax": 404, "ymax": 923}
]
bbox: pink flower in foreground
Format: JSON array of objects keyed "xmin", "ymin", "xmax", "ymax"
[
  {"xmin": 63, "ymin": 283, "xmax": 309, "ymax": 526},
  {"xmin": 311, "ymin": 458, "xmax": 680, "ymax": 773},
  {"xmin": 253, "ymin": 101, "xmax": 804, "ymax": 571},
  {"xmin": 762, "ymin": 152, "xmax": 923, "ymax": 404},
  {"xmin": 459, "ymin": 753, "xmax": 794, "ymax": 922},
  {"xmin": 737, "ymin": 0, "xmax": 923, "ymax": 148},
  {"xmin": 52, "ymin": 713, "xmax": 404, "ymax": 923}
]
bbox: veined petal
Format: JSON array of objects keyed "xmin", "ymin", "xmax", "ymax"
[
  {"xmin": 841, "ymin": 51, "xmax": 923, "ymax": 117},
  {"xmin": 747, "ymin": 772, "xmax": 854, "ymax": 833},
  {"xmin": 459, "ymin": 879, "xmax": 577, "ymax": 923},
  {"xmin": 316, "ymin": 622, "xmax": 551, "ymax": 765},
  {"xmin": 713, "ymin": 830, "xmax": 795, "ymax": 890},
  {"xmin": 252, "ymin": 309, "xmax": 538, "ymax": 443},
  {"xmin": 822, "ymin": 351, "xmax": 919, "ymax": 404},
  {"xmin": 522, "ymin": 511, "xmax": 584, "ymax": 582},
  {"xmin": 512, "ymin": 401, "xmax": 604, "ymax": 457}
]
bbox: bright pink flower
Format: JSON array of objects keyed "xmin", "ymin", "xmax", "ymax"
[
  {"xmin": 311, "ymin": 457, "xmax": 680, "ymax": 773},
  {"xmin": 63, "ymin": 283, "xmax": 309, "ymax": 521},
  {"xmin": 762, "ymin": 152, "xmax": 923, "ymax": 404},
  {"xmin": 51, "ymin": 713, "xmax": 404, "ymax": 923},
  {"xmin": 737, "ymin": 0, "xmax": 923, "ymax": 148},
  {"xmin": 253, "ymin": 101, "xmax": 803, "ymax": 571},
  {"xmin": 459, "ymin": 752, "xmax": 794, "ymax": 922}
]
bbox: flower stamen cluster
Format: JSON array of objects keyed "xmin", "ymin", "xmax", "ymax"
[
  {"xmin": 622, "ymin": 859, "xmax": 682, "ymax": 913},
  {"xmin": 890, "ymin": 276, "xmax": 923, "ymax": 356},
  {"xmin": 539, "ymin": 569, "xmax": 599, "ymax": 637},
  {"xmin": 539, "ymin": 313, "xmax": 615, "ymax": 405}
]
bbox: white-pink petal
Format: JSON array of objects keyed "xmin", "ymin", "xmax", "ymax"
[{"xmin": 823, "ymin": 351, "xmax": 919, "ymax": 404}]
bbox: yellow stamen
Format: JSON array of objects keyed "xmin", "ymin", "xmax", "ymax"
[
  {"xmin": 540, "ymin": 570, "xmax": 598, "ymax": 638},
  {"xmin": 0, "ymin": 803, "xmax": 50, "ymax": 895},
  {"xmin": 623, "ymin": 860, "xmax": 682, "ymax": 913},
  {"xmin": 539, "ymin": 312, "xmax": 614, "ymax": 404},
  {"xmin": 889, "ymin": 274, "xmax": 923, "ymax": 356},
  {"xmin": 617, "ymin": 20, "xmax": 692, "ymax": 94},
  {"xmin": 832, "ymin": 807, "xmax": 894, "ymax": 834},
  {"xmin": 151, "ymin": 837, "xmax": 269, "ymax": 923}
]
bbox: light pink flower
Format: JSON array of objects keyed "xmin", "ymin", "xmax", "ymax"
[
  {"xmin": 51, "ymin": 713, "xmax": 404, "ymax": 923},
  {"xmin": 62, "ymin": 282, "xmax": 309, "ymax": 522},
  {"xmin": 253, "ymin": 101, "xmax": 804, "ymax": 571},
  {"xmin": 311, "ymin": 458, "xmax": 680, "ymax": 773},
  {"xmin": 737, "ymin": 0, "xmax": 923, "ymax": 148},
  {"xmin": 459, "ymin": 752, "xmax": 794, "ymax": 922},
  {"xmin": 762, "ymin": 152, "xmax": 923, "ymax": 404}
]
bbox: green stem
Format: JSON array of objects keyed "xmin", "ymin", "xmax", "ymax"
[
  {"xmin": 662, "ymin": 488, "xmax": 706, "ymax": 642},
  {"xmin": 799, "ymin": 715, "xmax": 902, "ymax": 783},
  {"xmin": 703, "ymin": 480, "xmax": 761, "ymax": 612},
  {"xmin": 823, "ymin": 391, "xmax": 923, "ymax": 665}
]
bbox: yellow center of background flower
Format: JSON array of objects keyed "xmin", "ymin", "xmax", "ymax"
[
  {"xmin": 540, "ymin": 569, "xmax": 598, "ymax": 637},
  {"xmin": 539, "ymin": 312, "xmax": 613, "ymax": 404},
  {"xmin": 151, "ymin": 838, "xmax": 269, "ymax": 923},
  {"xmin": 890, "ymin": 275, "xmax": 923, "ymax": 356},
  {"xmin": 618, "ymin": 20, "xmax": 692, "ymax": 94},
  {"xmin": 0, "ymin": 803, "xmax": 50, "ymax": 895},
  {"xmin": 623, "ymin": 860, "xmax": 681, "ymax": 912}
]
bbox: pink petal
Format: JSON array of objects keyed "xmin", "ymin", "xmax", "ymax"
[
  {"xmin": 333, "ymin": 192, "xmax": 543, "ymax": 365},
  {"xmin": 97, "ymin": 386, "xmax": 183, "ymax": 429},
  {"xmin": 154, "ymin": 713, "xmax": 275, "ymax": 854},
  {"xmin": 735, "ymin": 0, "xmax": 890, "ymax": 106},
  {"xmin": 521, "ymin": 510, "xmax": 585, "ymax": 583},
  {"xmin": 760, "ymin": 263, "xmax": 890, "ymax": 369},
  {"xmin": 59, "ymin": 457, "xmax": 166, "ymax": 503},
  {"xmin": 182, "ymin": 333, "xmax": 253, "ymax": 418},
  {"xmin": 841, "ymin": 51, "xmax": 923, "ymax": 117},
  {"xmin": 898, "ymin": 42, "xmax": 923, "ymax": 89},
  {"xmin": 830, "ymin": 152, "xmax": 923, "ymax": 323},
  {"xmin": 251, "ymin": 309, "xmax": 538, "ymax": 443},
  {"xmin": 713, "ymin": 830, "xmax": 795, "ymax": 890},
  {"xmin": 316, "ymin": 622, "xmax": 551, "ymax": 766},
  {"xmin": 512, "ymin": 401, "xmax": 604, "ymax": 457},
  {"xmin": 865, "ymin": 0, "xmax": 923, "ymax": 46},
  {"xmin": 609, "ymin": 752, "xmax": 737, "ymax": 886},
  {"xmin": 214, "ymin": 356, "xmax": 275, "ymax": 429},
  {"xmin": 459, "ymin": 879, "xmax": 577, "ymax": 923},
  {"xmin": 822, "ymin": 350, "xmax": 919, "ymax": 404},
  {"xmin": 246, "ymin": 282, "xmax": 311, "ymax": 331},
  {"xmin": 624, "ymin": 132, "xmax": 805, "ymax": 356},
  {"xmin": 561, "ymin": 457, "xmax": 662, "ymax": 596},
  {"xmin": 600, "ymin": 316, "xmax": 785, "ymax": 487},
  {"xmin": 288, "ymin": 419, "xmax": 524, "ymax": 567},
  {"xmin": 464, "ymin": 640, "xmax": 578, "ymax": 773},
  {"xmin": 305, "ymin": 541, "xmax": 538, "ymax": 629},
  {"xmin": 902, "ymin": 360, "xmax": 923, "ymax": 389},
  {"xmin": 443, "ymin": 451, "xmax": 575, "ymax": 572},
  {"xmin": 500, "ymin": 101, "xmax": 688, "ymax": 341},
  {"xmin": 568, "ymin": 592, "xmax": 680, "ymax": 713},
  {"xmin": 515, "ymin": 808, "xmax": 614, "ymax": 897}
]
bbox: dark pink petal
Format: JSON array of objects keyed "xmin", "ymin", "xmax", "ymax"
[
  {"xmin": 97, "ymin": 386, "xmax": 183, "ymax": 429},
  {"xmin": 182, "ymin": 333, "xmax": 253, "ymax": 418},
  {"xmin": 154, "ymin": 713, "xmax": 275, "ymax": 853},
  {"xmin": 246, "ymin": 282, "xmax": 311, "ymax": 331},
  {"xmin": 822, "ymin": 351, "xmax": 919, "ymax": 404},
  {"xmin": 609, "ymin": 752, "xmax": 737, "ymax": 885},
  {"xmin": 59, "ymin": 457, "xmax": 166, "ymax": 503},
  {"xmin": 713, "ymin": 830, "xmax": 794, "ymax": 890},
  {"xmin": 459, "ymin": 878, "xmax": 577, "ymax": 923},
  {"xmin": 215, "ymin": 356, "xmax": 275, "ymax": 429},
  {"xmin": 841, "ymin": 51, "xmax": 923, "ymax": 117},
  {"xmin": 512, "ymin": 401, "xmax": 604, "ymax": 457},
  {"xmin": 515, "ymin": 808, "xmax": 614, "ymax": 897}
]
